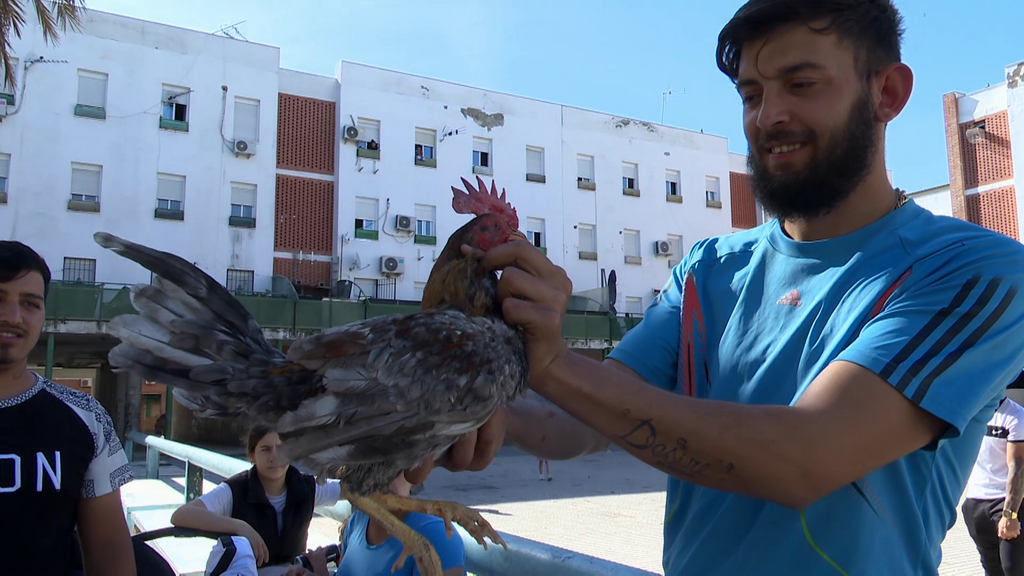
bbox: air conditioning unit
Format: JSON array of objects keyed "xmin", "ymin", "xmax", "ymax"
[
  {"xmin": 395, "ymin": 214, "xmax": 414, "ymax": 233},
  {"xmin": 343, "ymin": 125, "xmax": 367, "ymax": 142},
  {"xmin": 966, "ymin": 123, "xmax": 987, "ymax": 144},
  {"xmin": 234, "ymin": 139, "xmax": 256, "ymax": 157},
  {"xmin": 380, "ymin": 255, "xmax": 405, "ymax": 275},
  {"xmin": 654, "ymin": 240, "xmax": 673, "ymax": 257}
]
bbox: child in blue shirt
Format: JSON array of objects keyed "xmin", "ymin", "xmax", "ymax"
[{"xmin": 337, "ymin": 473, "xmax": 466, "ymax": 576}]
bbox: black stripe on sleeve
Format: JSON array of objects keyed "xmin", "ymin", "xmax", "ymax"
[
  {"xmin": 910, "ymin": 284, "xmax": 1018, "ymax": 405},
  {"xmin": 894, "ymin": 278, "xmax": 1001, "ymax": 393},
  {"xmin": 880, "ymin": 276, "xmax": 980, "ymax": 386}
]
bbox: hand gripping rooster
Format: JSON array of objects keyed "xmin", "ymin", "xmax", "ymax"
[{"xmin": 93, "ymin": 176, "xmax": 531, "ymax": 575}]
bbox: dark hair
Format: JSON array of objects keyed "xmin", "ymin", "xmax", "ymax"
[
  {"xmin": 717, "ymin": 0, "xmax": 905, "ymax": 83},
  {"xmin": 0, "ymin": 241, "xmax": 51, "ymax": 297},
  {"xmin": 244, "ymin": 423, "xmax": 276, "ymax": 455}
]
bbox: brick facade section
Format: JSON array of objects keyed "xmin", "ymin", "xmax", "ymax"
[
  {"xmin": 959, "ymin": 110, "xmax": 1014, "ymax": 189},
  {"xmin": 273, "ymin": 257, "xmax": 333, "ymax": 287},
  {"xmin": 730, "ymin": 171, "xmax": 757, "ymax": 229},
  {"xmin": 965, "ymin": 186, "xmax": 1019, "ymax": 241},
  {"xmin": 277, "ymin": 93, "xmax": 336, "ymax": 175},
  {"xmin": 274, "ymin": 174, "xmax": 335, "ymax": 253},
  {"xmin": 943, "ymin": 93, "xmax": 968, "ymax": 221}
]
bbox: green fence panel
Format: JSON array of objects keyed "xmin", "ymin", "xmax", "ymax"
[
  {"xmin": 328, "ymin": 300, "xmax": 367, "ymax": 327},
  {"xmin": 101, "ymin": 286, "xmax": 137, "ymax": 321},
  {"xmin": 47, "ymin": 283, "xmax": 103, "ymax": 321},
  {"xmin": 294, "ymin": 299, "xmax": 329, "ymax": 330},
  {"xmin": 237, "ymin": 296, "xmax": 295, "ymax": 329}
]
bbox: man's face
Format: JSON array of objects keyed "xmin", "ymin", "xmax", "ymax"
[
  {"xmin": 736, "ymin": 24, "xmax": 880, "ymax": 221},
  {"xmin": 0, "ymin": 271, "xmax": 46, "ymax": 368}
]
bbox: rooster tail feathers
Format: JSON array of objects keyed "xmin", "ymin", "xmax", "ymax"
[{"xmin": 94, "ymin": 232, "xmax": 317, "ymax": 420}]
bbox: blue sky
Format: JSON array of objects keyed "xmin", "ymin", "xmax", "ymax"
[{"xmin": 85, "ymin": 0, "xmax": 1023, "ymax": 193}]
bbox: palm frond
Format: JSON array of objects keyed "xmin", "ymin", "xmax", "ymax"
[{"xmin": 0, "ymin": 0, "xmax": 85, "ymax": 92}]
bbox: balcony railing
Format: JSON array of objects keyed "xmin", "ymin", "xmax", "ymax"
[{"xmin": 45, "ymin": 281, "xmax": 644, "ymax": 341}]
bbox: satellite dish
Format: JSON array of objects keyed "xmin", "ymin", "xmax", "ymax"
[{"xmin": 350, "ymin": 252, "xmax": 363, "ymax": 271}]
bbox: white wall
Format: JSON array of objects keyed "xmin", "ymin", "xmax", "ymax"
[
  {"xmin": 957, "ymin": 84, "xmax": 1009, "ymax": 124},
  {"xmin": 560, "ymin": 107, "xmax": 732, "ymax": 308},
  {"xmin": 0, "ymin": 10, "xmax": 280, "ymax": 291},
  {"xmin": 335, "ymin": 62, "xmax": 738, "ymax": 310},
  {"xmin": 909, "ymin": 186, "xmax": 953, "ymax": 218}
]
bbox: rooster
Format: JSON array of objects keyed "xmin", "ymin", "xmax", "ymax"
[{"xmin": 93, "ymin": 176, "xmax": 530, "ymax": 575}]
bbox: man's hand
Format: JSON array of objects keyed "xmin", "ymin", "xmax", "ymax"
[
  {"xmin": 1000, "ymin": 516, "xmax": 1021, "ymax": 540},
  {"xmin": 466, "ymin": 239, "xmax": 574, "ymax": 378},
  {"xmin": 405, "ymin": 407, "xmax": 508, "ymax": 484}
]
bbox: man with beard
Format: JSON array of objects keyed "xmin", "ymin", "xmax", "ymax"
[
  {"xmin": 0, "ymin": 241, "xmax": 136, "ymax": 575},
  {"xmin": 410, "ymin": 0, "xmax": 1024, "ymax": 574}
]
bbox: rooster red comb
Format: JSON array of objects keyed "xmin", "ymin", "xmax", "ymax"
[{"xmin": 451, "ymin": 176, "xmax": 519, "ymax": 230}]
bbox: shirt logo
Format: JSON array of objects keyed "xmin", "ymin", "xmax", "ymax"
[{"xmin": 777, "ymin": 289, "xmax": 802, "ymax": 307}]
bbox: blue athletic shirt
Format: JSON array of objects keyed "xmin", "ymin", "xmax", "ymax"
[
  {"xmin": 608, "ymin": 200, "xmax": 1024, "ymax": 575},
  {"xmin": 338, "ymin": 509, "xmax": 466, "ymax": 576}
]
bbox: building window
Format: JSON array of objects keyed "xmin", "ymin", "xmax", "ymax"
[
  {"xmin": 354, "ymin": 118, "xmax": 381, "ymax": 161},
  {"xmin": 526, "ymin": 217, "xmax": 545, "ymax": 254},
  {"xmin": 233, "ymin": 97, "xmax": 260, "ymax": 143},
  {"xmin": 578, "ymin": 223, "xmax": 596, "ymax": 260},
  {"xmin": 414, "ymin": 128, "xmax": 435, "ymax": 167},
  {"xmin": 667, "ymin": 234, "xmax": 683, "ymax": 268},
  {"xmin": 577, "ymin": 155, "xmax": 595, "ymax": 189},
  {"xmin": 160, "ymin": 85, "xmax": 190, "ymax": 131},
  {"xmin": 155, "ymin": 173, "xmax": 185, "ymax": 219},
  {"xmin": 413, "ymin": 281, "xmax": 427, "ymax": 302},
  {"xmin": 624, "ymin": 229, "xmax": 641, "ymax": 264},
  {"xmin": 472, "ymin": 137, "xmax": 492, "ymax": 174},
  {"xmin": 666, "ymin": 169, "xmax": 681, "ymax": 202},
  {"xmin": 355, "ymin": 197, "xmax": 379, "ymax": 240},
  {"xmin": 1, "ymin": 57, "xmax": 18, "ymax": 105},
  {"xmin": 63, "ymin": 257, "xmax": 96, "ymax": 283},
  {"xmin": 622, "ymin": 162, "xmax": 639, "ymax": 193},
  {"xmin": 624, "ymin": 296, "xmax": 644, "ymax": 316},
  {"xmin": 414, "ymin": 204, "xmax": 436, "ymax": 244},
  {"xmin": 230, "ymin": 183, "xmax": 256, "ymax": 227},
  {"xmin": 75, "ymin": 70, "xmax": 108, "ymax": 119},
  {"xmin": 526, "ymin": 146, "xmax": 545, "ymax": 183},
  {"xmin": 0, "ymin": 153, "xmax": 9, "ymax": 204},
  {"xmin": 353, "ymin": 278, "xmax": 377, "ymax": 299},
  {"xmin": 225, "ymin": 269, "xmax": 254, "ymax": 293},
  {"xmin": 706, "ymin": 176, "xmax": 722, "ymax": 207},
  {"xmin": 69, "ymin": 163, "xmax": 101, "ymax": 211}
]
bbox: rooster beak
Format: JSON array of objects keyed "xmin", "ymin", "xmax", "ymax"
[{"xmin": 509, "ymin": 230, "xmax": 528, "ymax": 242}]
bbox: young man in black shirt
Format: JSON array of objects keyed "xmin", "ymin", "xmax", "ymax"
[{"xmin": 0, "ymin": 241, "xmax": 136, "ymax": 575}]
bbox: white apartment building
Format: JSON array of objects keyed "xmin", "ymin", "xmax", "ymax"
[{"xmin": 0, "ymin": 8, "xmax": 758, "ymax": 316}]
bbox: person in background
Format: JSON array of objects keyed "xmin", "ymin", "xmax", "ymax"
[
  {"xmin": 0, "ymin": 240, "xmax": 136, "ymax": 575},
  {"xmin": 337, "ymin": 471, "xmax": 466, "ymax": 576},
  {"xmin": 171, "ymin": 424, "xmax": 343, "ymax": 573},
  {"xmin": 963, "ymin": 393, "xmax": 1024, "ymax": 576},
  {"xmin": 537, "ymin": 457, "xmax": 551, "ymax": 481}
]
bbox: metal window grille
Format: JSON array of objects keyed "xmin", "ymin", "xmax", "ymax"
[
  {"xmin": 63, "ymin": 258, "xmax": 96, "ymax": 283},
  {"xmin": 225, "ymin": 269, "xmax": 254, "ymax": 293}
]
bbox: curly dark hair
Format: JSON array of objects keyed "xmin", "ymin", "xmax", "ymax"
[
  {"xmin": 717, "ymin": 0, "xmax": 905, "ymax": 83},
  {"xmin": 0, "ymin": 241, "xmax": 51, "ymax": 297}
]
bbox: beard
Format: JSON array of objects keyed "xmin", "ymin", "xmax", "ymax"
[{"xmin": 747, "ymin": 88, "xmax": 879, "ymax": 221}]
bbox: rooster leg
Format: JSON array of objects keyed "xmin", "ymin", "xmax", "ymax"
[
  {"xmin": 372, "ymin": 492, "xmax": 509, "ymax": 552},
  {"xmin": 344, "ymin": 488, "xmax": 443, "ymax": 575}
]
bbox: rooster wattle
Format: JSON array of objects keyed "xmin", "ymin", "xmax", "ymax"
[{"xmin": 94, "ymin": 176, "xmax": 531, "ymax": 575}]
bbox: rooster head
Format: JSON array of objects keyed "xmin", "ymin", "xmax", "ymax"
[{"xmin": 451, "ymin": 176, "xmax": 526, "ymax": 251}]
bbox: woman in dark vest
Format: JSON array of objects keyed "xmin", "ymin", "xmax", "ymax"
[{"xmin": 170, "ymin": 424, "xmax": 342, "ymax": 572}]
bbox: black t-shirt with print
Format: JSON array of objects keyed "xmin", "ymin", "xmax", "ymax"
[{"xmin": 0, "ymin": 374, "xmax": 133, "ymax": 575}]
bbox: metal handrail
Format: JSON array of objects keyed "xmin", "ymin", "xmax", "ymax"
[{"xmin": 124, "ymin": 432, "xmax": 657, "ymax": 576}]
